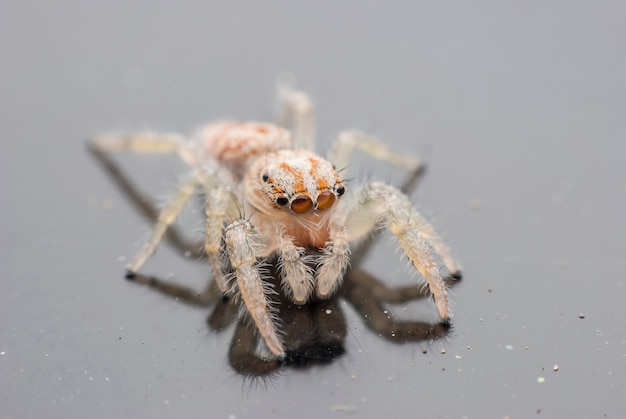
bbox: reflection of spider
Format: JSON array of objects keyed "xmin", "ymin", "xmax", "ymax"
[
  {"xmin": 130, "ymin": 262, "xmax": 458, "ymax": 377},
  {"xmin": 90, "ymin": 78, "xmax": 461, "ymax": 359}
]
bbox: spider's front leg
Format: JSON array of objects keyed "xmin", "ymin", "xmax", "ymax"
[
  {"xmin": 225, "ymin": 219, "xmax": 284, "ymax": 358},
  {"xmin": 344, "ymin": 182, "xmax": 461, "ymax": 321},
  {"xmin": 316, "ymin": 227, "xmax": 351, "ymax": 299},
  {"xmin": 275, "ymin": 231, "xmax": 314, "ymax": 304}
]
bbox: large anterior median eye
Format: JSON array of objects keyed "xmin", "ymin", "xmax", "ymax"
[
  {"xmin": 316, "ymin": 191, "xmax": 336, "ymax": 210},
  {"xmin": 291, "ymin": 196, "xmax": 313, "ymax": 214}
]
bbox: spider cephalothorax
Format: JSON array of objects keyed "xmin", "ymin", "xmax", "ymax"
[{"xmin": 247, "ymin": 149, "xmax": 344, "ymax": 216}]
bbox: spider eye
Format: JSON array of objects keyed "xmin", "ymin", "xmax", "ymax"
[
  {"xmin": 336, "ymin": 186, "xmax": 345, "ymax": 196},
  {"xmin": 291, "ymin": 196, "xmax": 313, "ymax": 214},
  {"xmin": 316, "ymin": 191, "xmax": 336, "ymax": 211},
  {"xmin": 276, "ymin": 196, "xmax": 289, "ymax": 206},
  {"xmin": 262, "ymin": 173, "xmax": 269, "ymax": 182}
]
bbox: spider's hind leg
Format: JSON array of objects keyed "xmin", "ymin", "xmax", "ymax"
[
  {"xmin": 275, "ymin": 74, "xmax": 315, "ymax": 150},
  {"xmin": 327, "ymin": 131, "xmax": 424, "ymax": 177},
  {"xmin": 90, "ymin": 131, "xmax": 197, "ymax": 167}
]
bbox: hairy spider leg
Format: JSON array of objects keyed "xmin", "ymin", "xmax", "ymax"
[
  {"xmin": 327, "ymin": 130, "xmax": 423, "ymax": 176},
  {"xmin": 91, "ymin": 131, "xmax": 198, "ymax": 167},
  {"xmin": 343, "ymin": 182, "xmax": 458, "ymax": 321},
  {"xmin": 202, "ymin": 180, "xmax": 242, "ymax": 293},
  {"xmin": 275, "ymin": 232, "xmax": 314, "ymax": 304},
  {"xmin": 327, "ymin": 130, "xmax": 461, "ymax": 278},
  {"xmin": 90, "ymin": 133, "xmax": 203, "ymax": 274},
  {"xmin": 89, "ymin": 142, "xmax": 202, "ymax": 259},
  {"xmin": 276, "ymin": 75, "xmax": 315, "ymax": 150},
  {"xmin": 225, "ymin": 219, "xmax": 284, "ymax": 357},
  {"xmin": 128, "ymin": 174, "xmax": 197, "ymax": 274},
  {"xmin": 315, "ymin": 226, "xmax": 351, "ymax": 298}
]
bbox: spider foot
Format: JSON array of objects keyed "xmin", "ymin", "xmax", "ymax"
[{"xmin": 449, "ymin": 270, "xmax": 463, "ymax": 281}]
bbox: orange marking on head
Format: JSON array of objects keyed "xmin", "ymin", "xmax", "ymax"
[
  {"xmin": 279, "ymin": 162, "xmax": 306, "ymax": 194},
  {"xmin": 307, "ymin": 156, "xmax": 330, "ymax": 191},
  {"xmin": 316, "ymin": 178, "xmax": 330, "ymax": 191}
]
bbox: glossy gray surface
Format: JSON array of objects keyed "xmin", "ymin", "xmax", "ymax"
[{"xmin": 1, "ymin": 2, "xmax": 625, "ymax": 418}]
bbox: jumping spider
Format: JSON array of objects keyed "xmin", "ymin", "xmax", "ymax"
[{"xmin": 91, "ymin": 79, "xmax": 462, "ymax": 359}]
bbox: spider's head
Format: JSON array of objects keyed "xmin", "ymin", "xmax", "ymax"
[{"xmin": 246, "ymin": 149, "xmax": 345, "ymax": 216}]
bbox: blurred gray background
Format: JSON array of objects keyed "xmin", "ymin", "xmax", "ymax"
[{"xmin": 1, "ymin": 1, "xmax": 625, "ymax": 418}]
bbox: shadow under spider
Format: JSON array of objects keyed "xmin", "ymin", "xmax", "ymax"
[{"xmin": 90, "ymin": 145, "xmax": 461, "ymax": 377}]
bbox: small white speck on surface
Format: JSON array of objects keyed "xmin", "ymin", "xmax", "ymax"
[
  {"xmin": 505, "ymin": 345, "xmax": 514, "ymax": 350},
  {"xmin": 469, "ymin": 198, "xmax": 482, "ymax": 210},
  {"xmin": 325, "ymin": 309, "xmax": 332, "ymax": 315},
  {"xmin": 440, "ymin": 348, "xmax": 446, "ymax": 354},
  {"xmin": 387, "ymin": 376, "xmax": 393, "ymax": 381},
  {"xmin": 553, "ymin": 364, "xmax": 559, "ymax": 371},
  {"xmin": 537, "ymin": 377, "xmax": 545, "ymax": 383},
  {"xmin": 0, "ymin": 351, "xmax": 5, "ymax": 355},
  {"xmin": 455, "ymin": 355, "xmax": 462, "ymax": 359}
]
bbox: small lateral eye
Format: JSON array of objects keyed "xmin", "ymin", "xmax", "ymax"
[
  {"xmin": 316, "ymin": 191, "xmax": 336, "ymax": 211},
  {"xmin": 262, "ymin": 173, "xmax": 269, "ymax": 182},
  {"xmin": 336, "ymin": 186, "xmax": 345, "ymax": 196},
  {"xmin": 276, "ymin": 196, "xmax": 289, "ymax": 206},
  {"xmin": 291, "ymin": 196, "xmax": 313, "ymax": 214}
]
